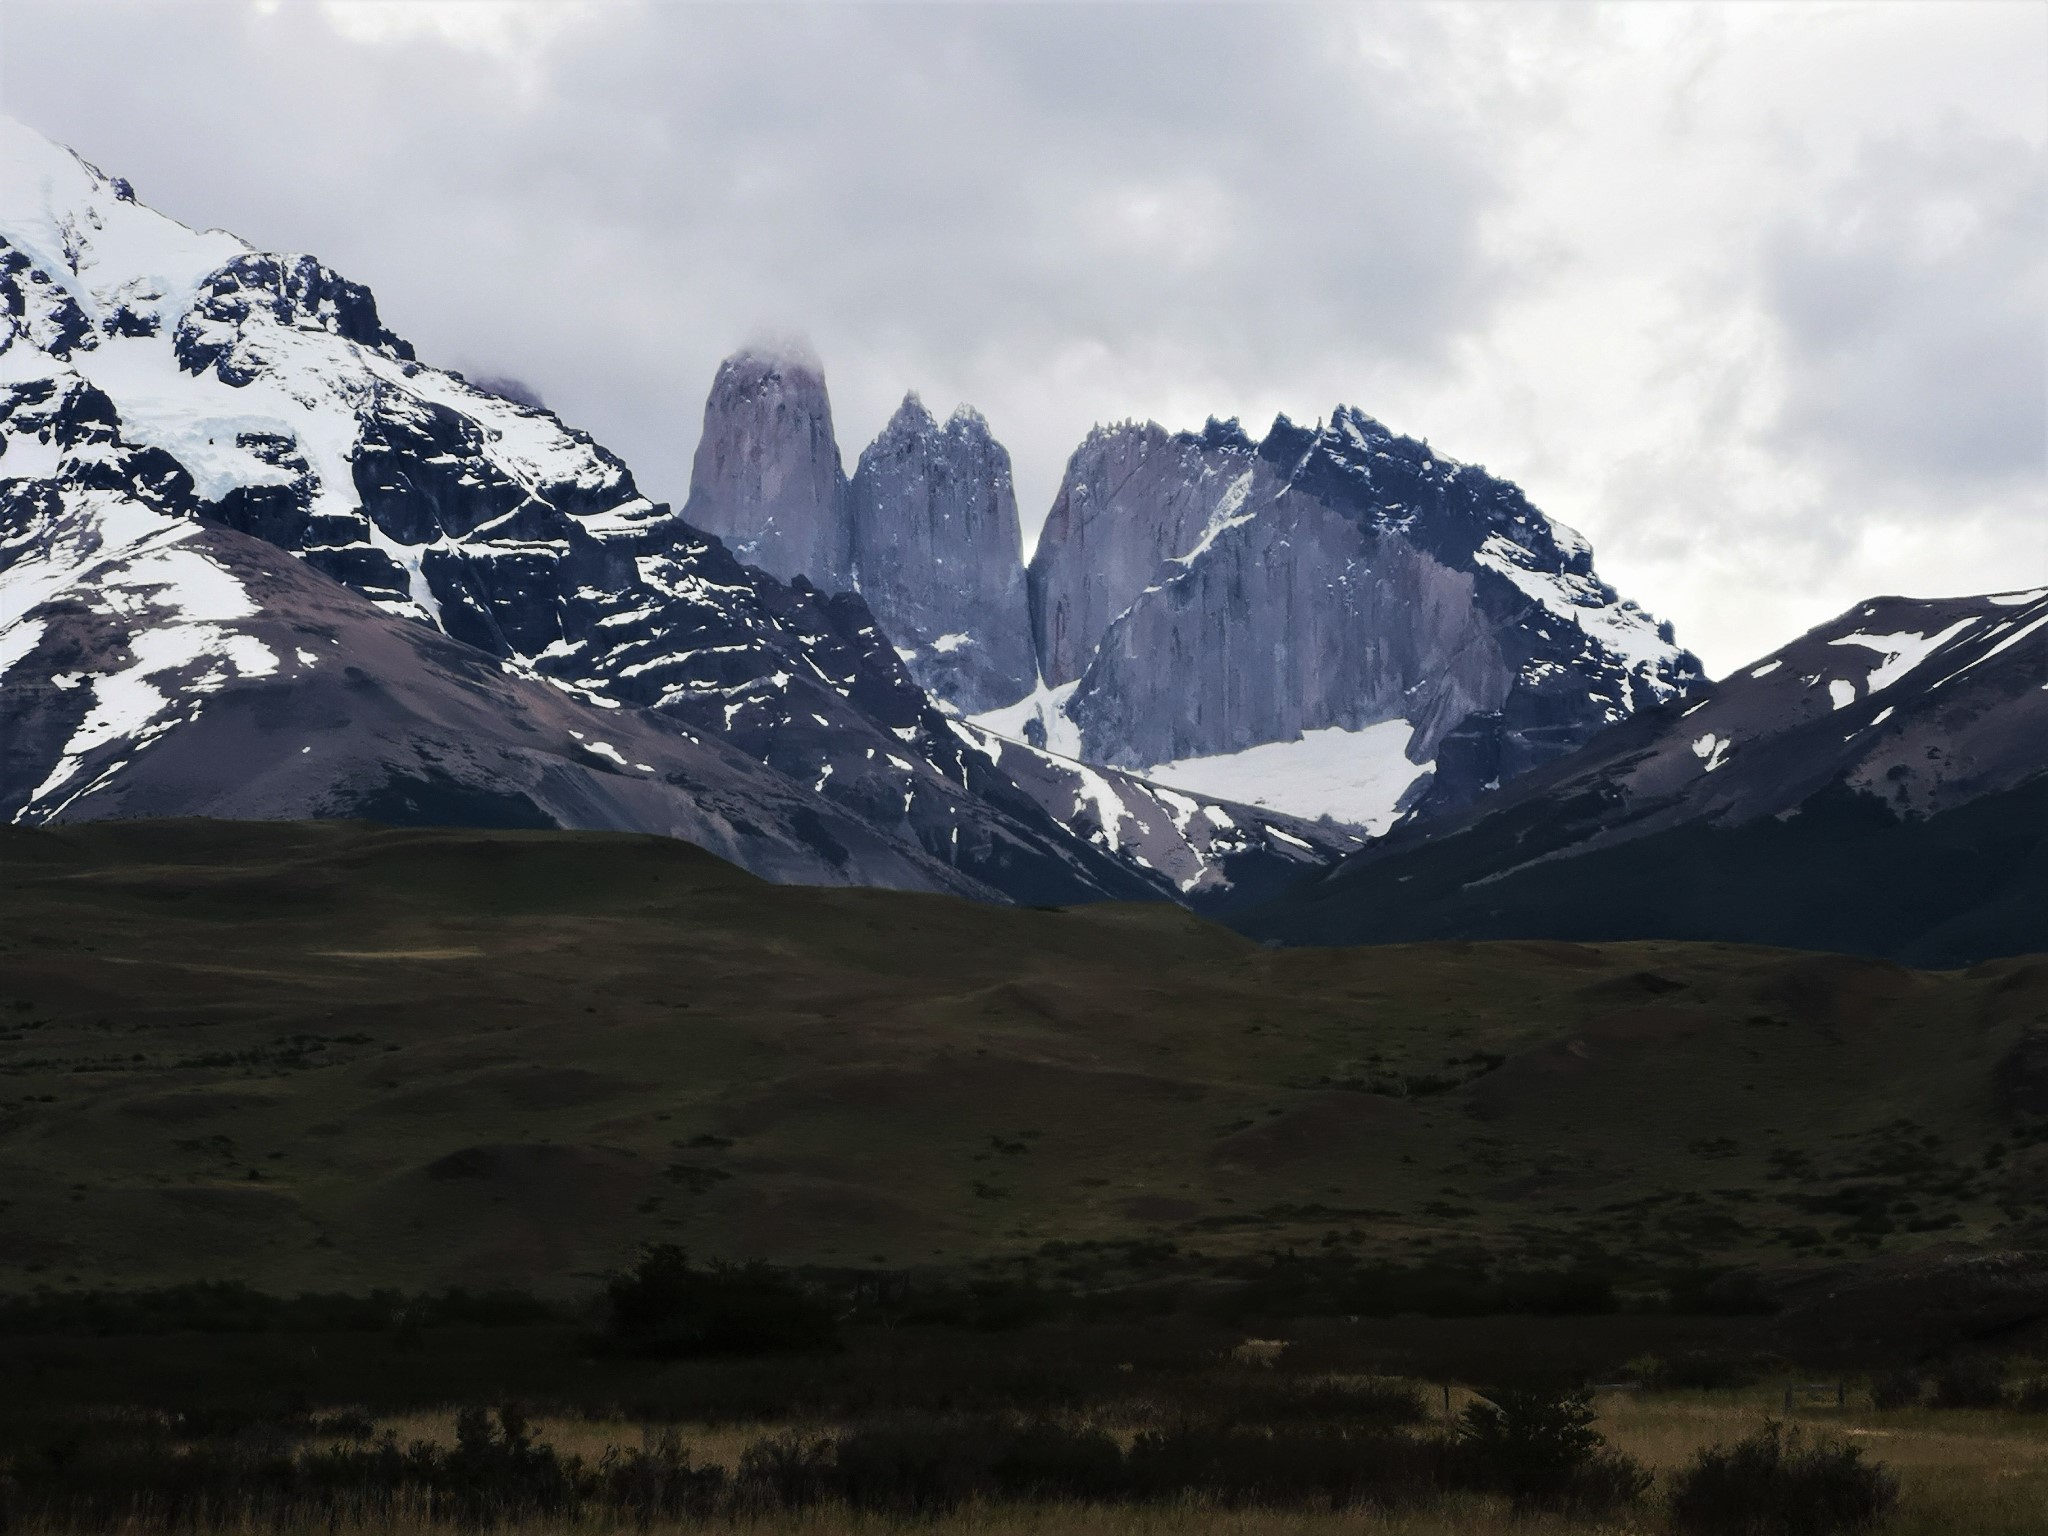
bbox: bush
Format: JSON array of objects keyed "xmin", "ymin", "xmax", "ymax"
[
  {"xmin": 2014, "ymin": 1376, "xmax": 2048, "ymax": 1413},
  {"xmin": 1929, "ymin": 1356, "xmax": 2006, "ymax": 1409},
  {"xmin": 594, "ymin": 1430, "xmax": 725, "ymax": 1521},
  {"xmin": 1669, "ymin": 1421, "xmax": 1899, "ymax": 1534},
  {"xmin": 599, "ymin": 1246, "xmax": 838, "ymax": 1358},
  {"xmin": 1124, "ymin": 1423, "xmax": 1448, "ymax": 1509},
  {"xmin": 1455, "ymin": 1385, "xmax": 1649, "ymax": 1515},
  {"xmin": 1868, "ymin": 1369, "xmax": 1922, "ymax": 1411},
  {"xmin": 734, "ymin": 1431, "xmax": 836, "ymax": 1510}
]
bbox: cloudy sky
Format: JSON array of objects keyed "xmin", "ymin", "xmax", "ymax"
[{"xmin": 3, "ymin": 0, "xmax": 2041, "ymax": 673}]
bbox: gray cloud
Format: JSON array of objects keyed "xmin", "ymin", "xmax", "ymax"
[
  {"xmin": 1, "ymin": 0, "xmax": 2040, "ymax": 673},
  {"xmin": 1766, "ymin": 126, "xmax": 2045, "ymax": 490}
]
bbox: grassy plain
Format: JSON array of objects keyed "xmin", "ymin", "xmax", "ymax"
[{"xmin": 1, "ymin": 817, "xmax": 2044, "ymax": 1297}]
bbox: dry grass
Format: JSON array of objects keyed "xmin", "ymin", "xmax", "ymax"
[{"xmin": 287, "ymin": 1382, "xmax": 2048, "ymax": 1536}]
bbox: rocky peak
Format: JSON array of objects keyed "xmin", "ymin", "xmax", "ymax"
[
  {"xmin": 847, "ymin": 389, "xmax": 1034, "ymax": 714},
  {"xmin": 1026, "ymin": 418, "xmax": 1260, "ymax": 688},
  {"xmin": 999, "ymin": 400, "xmax": 1702, "ymax": 829},
  {"xmin": 680, "ymin": 345, "xmax": 852, "ymax": 589}
]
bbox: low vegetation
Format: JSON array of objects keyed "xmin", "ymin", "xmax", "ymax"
[{"xmin": 4, "ymin": 822, "xmax": 2044, "ymax": 1531}]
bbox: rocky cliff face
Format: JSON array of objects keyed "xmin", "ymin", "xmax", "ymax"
[
  {"xmin": 680, "ymin": 347, "xmax": 851, "ymax": 589},
  {"xmin": 0, "ymin": 120, "xmax": 1338, "ymax": 911},
  {"xmin": 1027, "ymin": 417, "xmax": 1257, "ymax": 689},
  {"xmin": 1001, "ymin": 407, "xmax": 1703, "ymax": 825},
  {"xmin": 848, "ymin": 393, "xmax": 1035, "ymax": 713}
]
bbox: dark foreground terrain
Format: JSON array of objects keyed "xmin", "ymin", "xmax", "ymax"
[
  {"xmin": 6, "ymin": 818, "xmax": 2048, "ymax": 1533},
  {"xmin": 3, "ymin": 817, "xmax": 2046, "ymax": 1298}
]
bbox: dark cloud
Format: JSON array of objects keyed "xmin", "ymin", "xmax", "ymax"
[
  {"xmin": 0, "ymin": 2, "xmax": 1503, "ymax": 506},
  {"xmin": 1, "ymin": 1, "xmax": 2039, "ymax": 671}
]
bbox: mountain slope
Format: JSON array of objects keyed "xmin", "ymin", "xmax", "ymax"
[
  {"xmin": 0, "ymin": 494, "xmax": 982, "ymax": 889},
  {"xmin": 2, "ymin": 816, "xmax": 2041, "ymax": 1291},
  {"xmin": 1003, "ymin": 410, "xmax": 1703, "ymax": 828},
  {"xmin": 0, "ymin": 120, "xmax": 1310, "ymax": 905},
  {"xmin": 1241, "ymin": 589, "xmax": 2048, "ymax": 963}
]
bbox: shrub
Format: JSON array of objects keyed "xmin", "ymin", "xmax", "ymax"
[
  {"xmin": 1668, "ymin": 1421, "xmax": 1899, "ymax": 1534},
  {"xmin": 989, "ymin": 1418, "xmax": 1127, "ymax": 1501},
  {"xmin": 831, "ymin": 1418, "xmax": 1001, "ymax": 1515},
  {"xmin": 598, "ymin": 1246, "xmax": 838, "ymax": 1358},
  {"xmin": 733, "ymin": 1431, "xmax": 836, "ymax": 1510},
  {"xmin": 1929, "ymin": 1356, "xmax": 2006, "ymax": 1410},
  {"xmin": 594, "ymin": 1430, "xmax": 726, "ymax": 1521},
  {"xmin": 1123, "ymin": 1423, "xmax": 1448, "ymax": 1509},
  {"xmin": 2014, "ymin": 1376, "xmax": 2048, "ymax": 1413},
  {"xmin": 1868, "ymin": 1369, "xmax": 1922, "ymax": 1411},
  {"xmin": 1455, "ymin": 1385, "xmax": 1649, "ymax": 1514}
]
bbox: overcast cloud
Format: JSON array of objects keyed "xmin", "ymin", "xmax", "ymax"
[{"xmin": 2, "ymin": 0, "xmax": 2040, "ymax": 673}]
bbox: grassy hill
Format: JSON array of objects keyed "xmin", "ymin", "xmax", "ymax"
[{"xmin": 1, "ymin": 818, "xmax": 2043, "ymax": 1296}]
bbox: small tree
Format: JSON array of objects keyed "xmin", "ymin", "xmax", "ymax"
[{"xmin": 1457, "ymin": 1384, "xmax": 1649, "ymax": 1513}]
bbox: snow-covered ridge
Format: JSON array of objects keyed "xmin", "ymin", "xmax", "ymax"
[
  {"xmin": 0, "ymin": 488, "xmax": 279, "ymax": 821},
  {"xmin": 0, "ymin": 118, "xmax": 1325, "ymax": 907},
  {"xmin": 948, "ymin": 717, "xmax": 1360, "ymax": 896}
]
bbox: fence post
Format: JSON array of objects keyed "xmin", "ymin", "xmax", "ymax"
[{"xmin": 1784, "ymin": 1386, "xmax": 1795, "ymax": 1415}]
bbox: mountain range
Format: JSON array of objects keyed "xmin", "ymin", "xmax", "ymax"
[
  {"xmin": 0, "ymin": 119, "xmax": 2040, "ymax": 958},
  {"xmin": 1243, "ymin": 588, "xmax": 2047, "ymax": 964},
  {"xmin": 0, "ymin": 121, "xmax": 1358, "ymax": 910},
  {"xmin": 681, "ymin": 343, "xmax": 1705, "ymax": 836}
]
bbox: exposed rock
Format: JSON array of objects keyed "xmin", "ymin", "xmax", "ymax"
[
  {"xmin": 1027, "ymin": 417, "xmax": 1256, "ymax": 688},
  {"xmin": 1073, "ymin": 477, "xmax": 1508, "ymax": 768},
  {"xmin": 0, "ymin": 122, "xmax": 1221, "ymax": 910},
  {"xmin": 680, "ymin": 346, "xmax": 851, "ymax": 589},
  {"xmin": 1008, "ymin": 406, "xmax": 1702, "ymax": 823},
  {"xmin": 848, "ymin": 393, "xmax": 1035, "ymax": 713}
]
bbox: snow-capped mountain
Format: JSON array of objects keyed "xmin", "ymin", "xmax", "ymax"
[
  {"xmin": 0, "ymin": 120, "xmax": 1343, "ymax": 908},
  {"xmin": 674, "ymin": 341, "xmax": 1701, "ymax": 836},
  {"xmin": 1011, "ymin": 410, "xmax": 1703, "ymax": 830},
  {"xmin": 1240, "ymin": 588, "xmax": 2048, "ymax": 961}
]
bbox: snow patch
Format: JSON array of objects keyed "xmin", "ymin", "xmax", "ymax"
[
  {"xmin": 1473, "ymin": 532, "xmax": 1685, "ymax": 684},
  {"xmin": 1828, "ymin": 679, "xmax": 1856, "ymax": 710},
  {"xmin": 0, "ymin": 616, "xmax": 44, "ymax": 680},
  {"xmin": 1141, "ymin": 719, "xmax": 1428, "ymax": 835},
  {"xmin": 1749, "ymin": 660, "xmax": 1782, "ymax": 679},
  {"xmin": 1690, "ymin": 732, "xmax": 1731, "ymax": 772},
  {"xmin": 969, "ymin": 676, "xmax": 1082, "ymax": 759},
  {"xmin": 1169, "ymin": 469, "xmax": 1257, "ymax": 566},
  {"xmin": 1829, "ymin": 619, "xmax": 1978, "ymax": 692}
]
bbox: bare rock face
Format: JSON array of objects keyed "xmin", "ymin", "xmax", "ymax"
[
  {"xmin": 680, "ymin": 347, "xmax": 852, "ymax": 589},
  {"xmin": 1073, "ymin": 478, "xmax": 1510, "ymax": 768},
  {"xmin": 1011, "ymin": 407, "xmax": 1704, "ymax": 821},
  {"xmin": 848, "ymin": 393, "xmax": 1035, "ymax": 713},
  {"xmin": 1027, "ymin": 418, "xmax": 1257, "ymax": 688}
]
